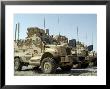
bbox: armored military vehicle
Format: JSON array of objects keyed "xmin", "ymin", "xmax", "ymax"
[
  {"xmin": 68, "ymin": 40, "xmax": 97, "ymax": 68},
  {"xmin": 14, "ymin": 27, "xmax": 74, "ymax": 74},
  {"xmin": 70, "ymin": 41, "xmax": 89, "ymax": 68}
]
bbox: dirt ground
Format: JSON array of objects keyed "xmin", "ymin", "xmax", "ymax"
[{"xmin": 14, "ymin": 66, "xmax": 97, "ymax": 76}]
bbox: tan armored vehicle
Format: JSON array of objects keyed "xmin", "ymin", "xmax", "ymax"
[
  {"xmin": 14, "ymin": 27, "xmax": 74, "ymax": 74},
  {"xmin": 14, "ymin": 43, "xmax": 74, "ymax": 74},
  {"xmin": 69, "ymin": 40, "xmax": 97, "ymax": 68}
]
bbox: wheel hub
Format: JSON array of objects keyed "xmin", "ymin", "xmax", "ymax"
[
  {"xmin": 14, "ymin": 60, "xmax": 19, "ymax": 70},
  {"xmin": 44, "ymin": 62, "xmax": 52, "ymax": 72}
]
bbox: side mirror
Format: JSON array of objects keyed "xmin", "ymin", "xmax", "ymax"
[
  {"xmin": 68, "ymin": 39, "xmax": 76, "ymax": 48},
  {"xmin": 87, "ymin": 45, "xmax": 93, "ymax": 51}
]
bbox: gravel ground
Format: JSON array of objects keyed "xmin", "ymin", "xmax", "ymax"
[{"xmin": 14, "ymin": 66, "xmax": 97, "ymax": 76}]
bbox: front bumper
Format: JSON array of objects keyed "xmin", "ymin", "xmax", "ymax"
[{"xmin": 60, "ymin": 55, "xmax": 73, "ymax": 63}]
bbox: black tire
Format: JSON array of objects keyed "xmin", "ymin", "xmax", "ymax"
[
  {"xmin": 81, "ymin": 62, "xmax": 89, "ymax": 68},
  {"xmin": 41, "ymin": 57, "xmax": 57, "ymax": 74},
  {"xmin": 93, "ymin": 60, "xmax": 97, "ymax": 66},
  {"xmin": 73, "ymin": 63, "xmax": 81, "ymax": 69},
  {"xmin": 14, "ymin": 58, "xmax": 22, "ymax": 71},
  {"xmin": 33, "ymin": 66, "xmax": 39, "ymax": 70},
  {"xmin": 93, "ymin": 58, "xmax": 97, "ymax": 66},
  {"xmin": 89, "ymin": 62, "xmax": 94, "ymax": 67},
  {"xmin": 60, "ymin": 65, "xmax": 73, "ymax": 71}
]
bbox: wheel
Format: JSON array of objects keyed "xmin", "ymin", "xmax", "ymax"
[
  {"xmin": 89, "ymin": 58, "xmax": 97, "ymax": 67},
  {"xmin": 81, "ymin": 62, "xmax": 89, "ymax": 68},
  {"xmin": 60, "ymin": 65, "xmax": 73, "ymax": 71},
  {"xmin": 93, "ymin": 58, "xmax": 97, "ymax": 66},
  {"xmin": 93, "ymin": 60, "xmax": 97, "ymax": 66},
  {"xmin": 73, "ymin": 63, "xmax": 81, "ymax": 69},
  {"xmin": 89, "ymin": 62, "xmax": 94, "ymax": 67},
  {"xmin": 41, "ymin": 57, "xmax": 57, "ymax": 74},
  {"xmin": 33, "ymin": 66, "xmax": 39, "ymax": 70},
  {"xmin": 14, "ymin": 57, "xmax": 22, "ymax": 71}
]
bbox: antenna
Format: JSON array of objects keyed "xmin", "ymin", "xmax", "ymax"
[
  {"xmin": 57, "ymin": 16, "xmax": 59, "ymax": 33},
  {"xmin": 86, "ymin": 32, "xmax": 87, "ymax": 45},
  {"xmin": 18, "ymin": 23, "xmax": 20, "ymax": 41},
  {"xmin": 44, "ymin": 17, "xmax": 45, "ymax": 30},
  {"xmin": 92, "ymin": 32, "xmax": 93, "ymax": 45},
  {"xmin": 77, "ymin": 26, "xmax": 79, "ymax": 42},
  {"xmin": 15, "ymin": 24, "xmax": 17, "ymax": 42},
  {"xmin": 92, "ymin": 32, "xmax": 93, "ymax": 51},
  {"xmin": 77, "ymin": 26, "xmax": 79, "ymax": 55},
  {"xmin": 58, "ymin": 16, "xmax": 59, "ymax": 24}
]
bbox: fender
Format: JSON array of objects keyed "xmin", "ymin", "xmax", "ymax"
[{"xmin": 40, "ymin": 52, "xmax": 61, "ymax": 65}]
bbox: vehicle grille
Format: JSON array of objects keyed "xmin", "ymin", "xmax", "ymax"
[{"xmin": 66, "ymin": 47, "xmax": 71, "ymax": 55}]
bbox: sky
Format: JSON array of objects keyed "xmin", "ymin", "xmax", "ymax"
[{"xmin": 14, "ymin": 14, "xmax": 97, "ymax": 51}]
